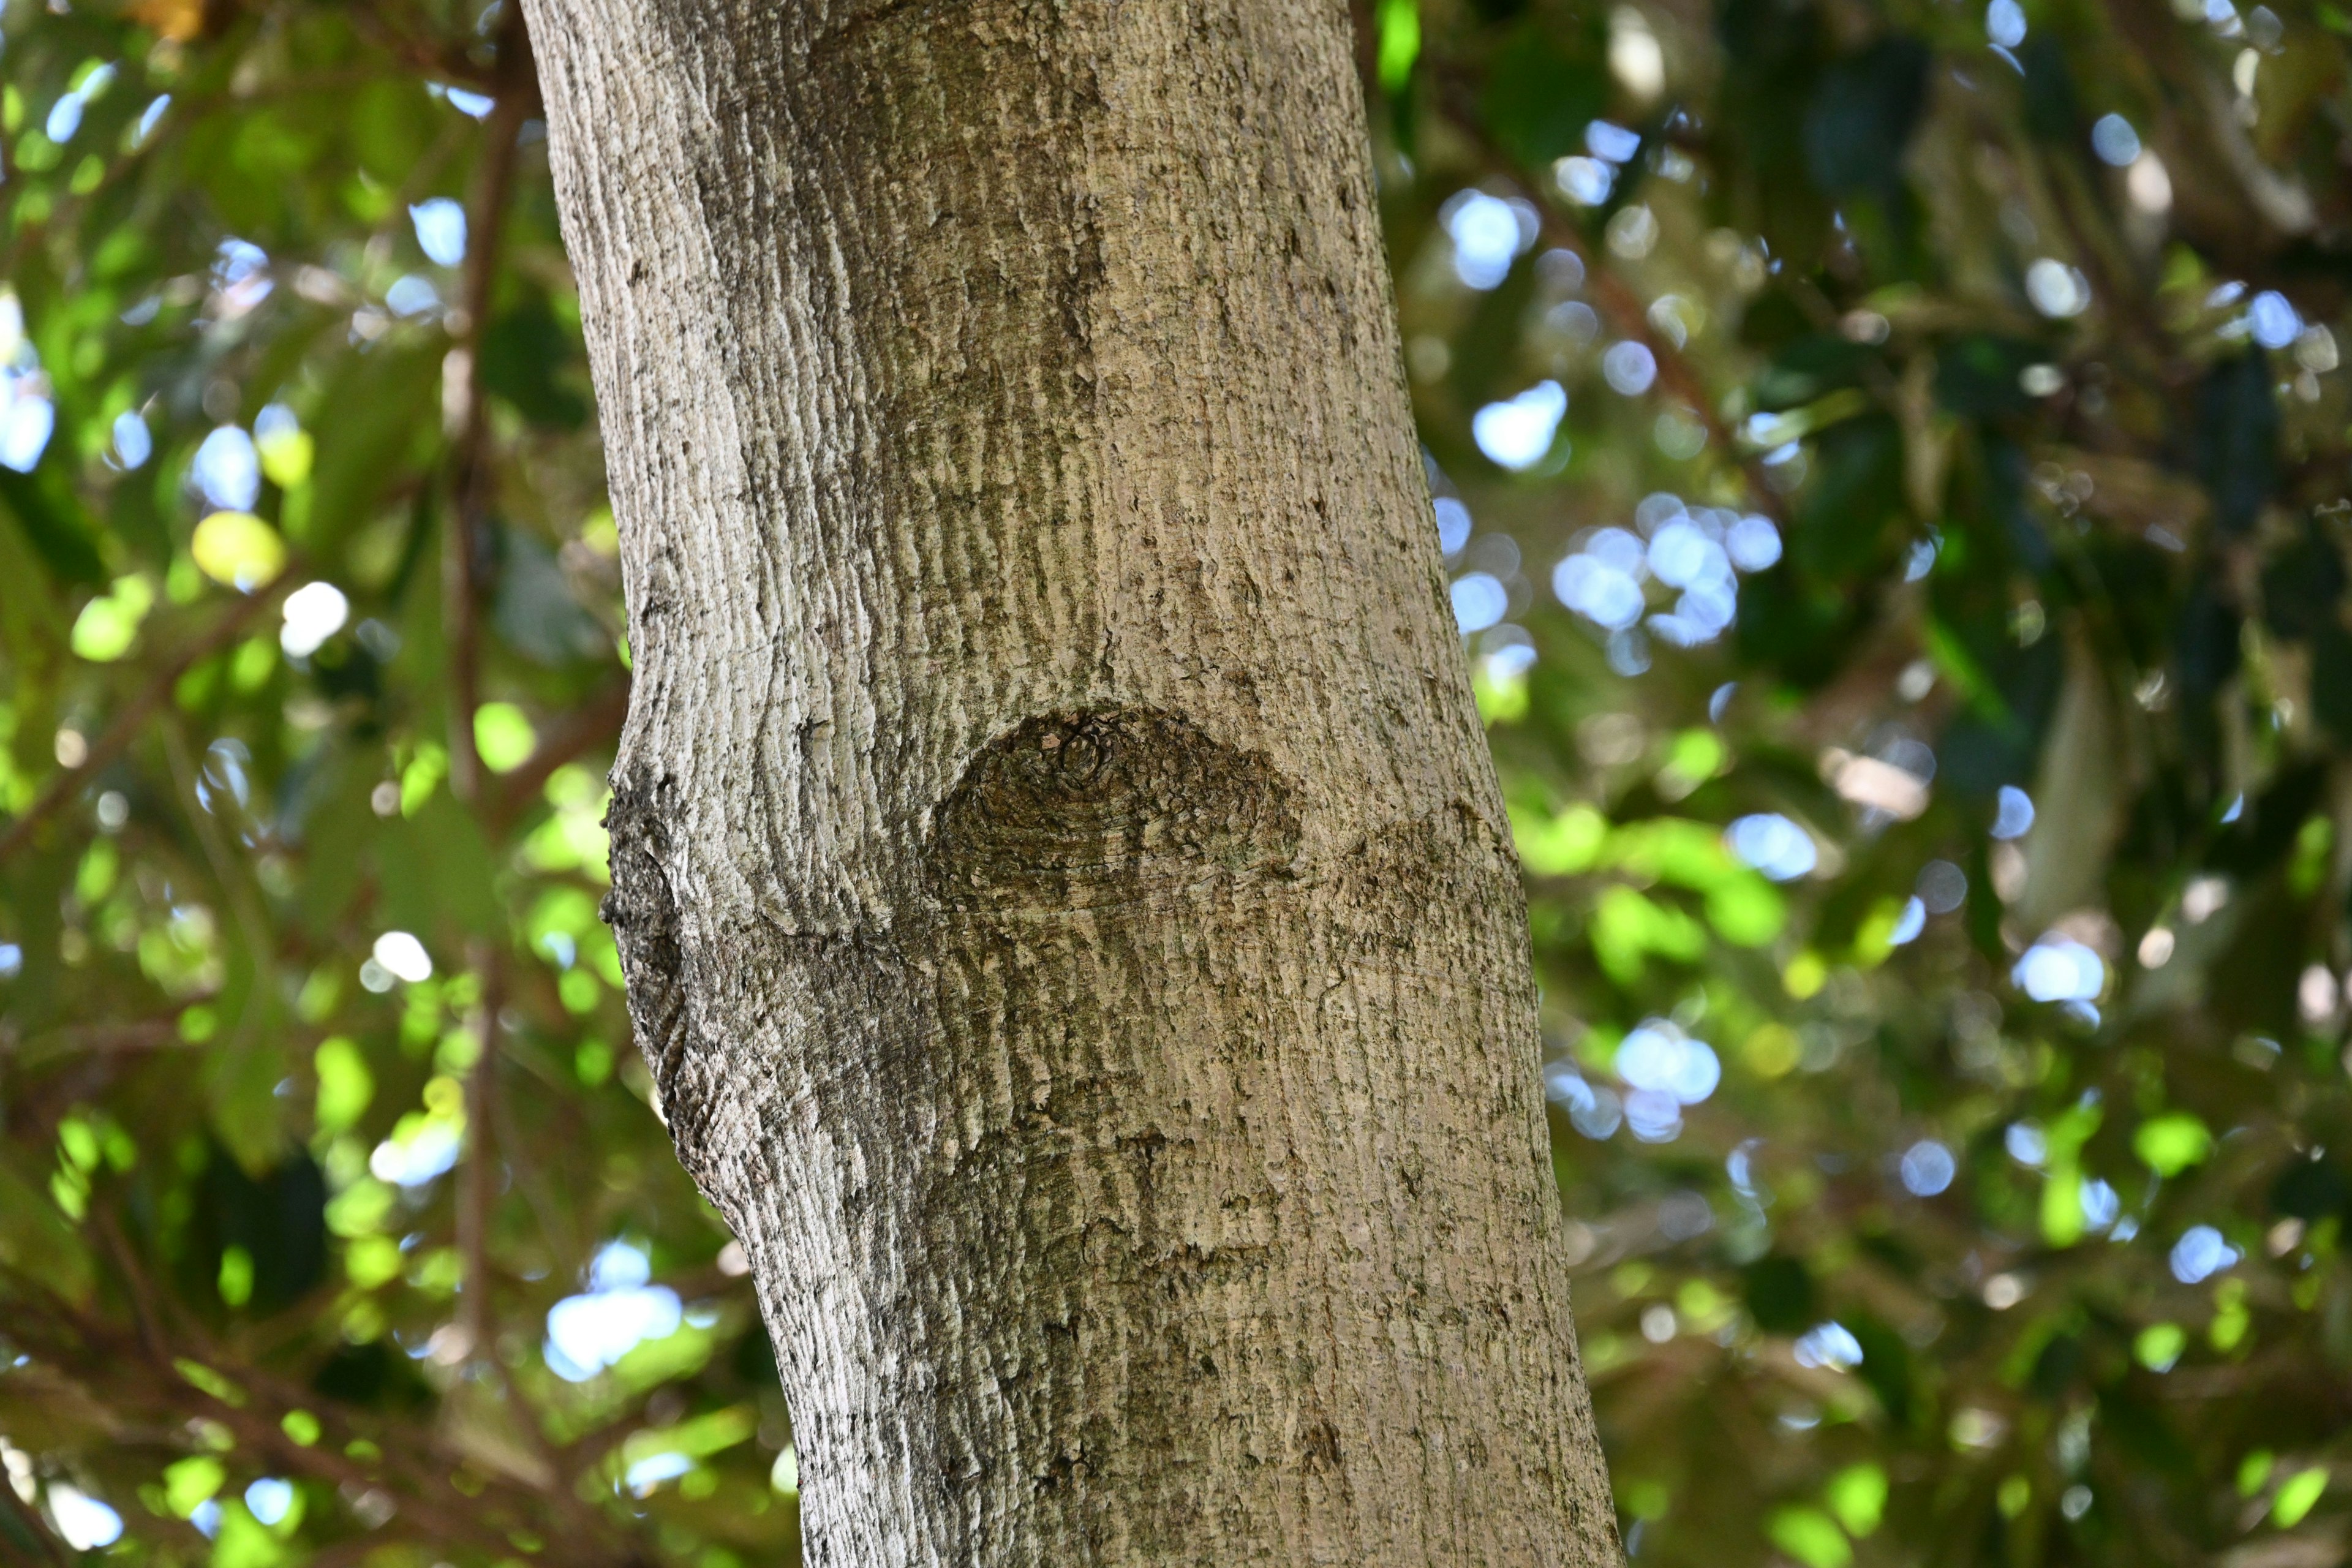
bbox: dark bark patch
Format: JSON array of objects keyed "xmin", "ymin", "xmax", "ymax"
[
  {"xmin": 923, "ymin": 707, "xmax": 1299, "ymax": 910},
  {"xmin": 602, "ymin": 772, "xmax": 729, "ymax": 1173},
  {"xmin": 602, "ymin": 776, "xmax": 691, "ymax": 1091}
]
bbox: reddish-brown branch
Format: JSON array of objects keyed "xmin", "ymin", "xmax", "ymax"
[
  {"xmin": 439, "ymin": 5, "xmax": 571, "ymax": 1496},
  {"xmin": 443, "ymin": 12, "xmax": 538, "ymax": 807}
]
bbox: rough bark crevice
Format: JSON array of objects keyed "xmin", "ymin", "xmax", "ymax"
[{"xmin": 528, "ymin": 1, "xmax": 1621, "ymax": 1562}]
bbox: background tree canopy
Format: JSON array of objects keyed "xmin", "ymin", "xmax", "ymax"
[{"xmin": 0, "ymin": 0, "xmax": 2348, "ymax": 1562}]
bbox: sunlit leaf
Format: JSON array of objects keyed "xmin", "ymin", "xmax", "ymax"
[
  {"xmin": 1768, "ymin": 1506, "xmax": 1852, "ymax": 1568},
  {"xmin": 189, "ymin": 510, "xmax": 287, "ymax": 589}
]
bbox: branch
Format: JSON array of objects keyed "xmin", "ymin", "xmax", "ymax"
[
  {"xmin": 1, "ymin": 1017, "xmax": 189, "ymax": 1067},
  {"xmin": 0, "ymin": 576, "xmax": 292, "ymax": 864},
  {"xmin": 0, "ymin": 1482, "xmax": 71, "ymax": 1568},
  {"xmin": 0, "ymin": 1273, "xmax": 622, "ymax": 1563},
  {"xmin": 439, "ymin": 4, "xmax": 574, "ymax": 1494},
  {"xmin": 484, "ymin": 679, "xmax": 629, "ymax": 833},
  {"xmin": 342, "ymin": 7, "xmax": 501, "ymax": 94},
  {"xmin": 443, "ymin": 10, "xmax": 538, "ymax": 807},
  {"xmin": 457, "ymin": 940, "xmax": 503, "ymax": 1363}
]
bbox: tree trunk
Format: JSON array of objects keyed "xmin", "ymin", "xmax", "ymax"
[{"xmin": 522, "ymin": 2, "xmax": 1619, "ymax": 1562}]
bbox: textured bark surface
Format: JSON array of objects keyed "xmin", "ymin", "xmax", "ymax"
[{"xmin": 522, "ymin": 2, "xmax": 1620, "ymax": 1562}]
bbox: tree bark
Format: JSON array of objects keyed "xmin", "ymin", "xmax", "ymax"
[{"xmin": 522, "ymin": 2, "xmax": 1619, "ymax": 1562}]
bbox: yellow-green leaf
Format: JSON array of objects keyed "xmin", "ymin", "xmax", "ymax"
[
  {"xmin": 2273, "ymin": 1467, "xmax": 2328, "ymax": 1528},
  {"xmin": 1826, "ymin": 1463, "xmax": 1888, "ymax": 1538},
  {"xmin": 475, "ymin": 701, "xmax": 537, "ymax": 773},
  {"xmin": 190, "ymin": 511, "xmax": 287, "ymax": 589},
  {"xmin": 1510, "ymin": 802, "xmax": 1607, "ymax": 876},
  {"xmin": 313, "ymin": 1036, "xmax": 373, "ymax": 1135},
  {"xmin": 1376, "ymin": 0, "xmax": 1420, "ymax": 92},
  {"xmin": 1768, "ymin": 1505, "xmax": 1853, "ymax": 1568},
  {"xmin": 2135, "ymin": 1322, "xmax": 2186, "ymax": 1372},
  {"xmin": 69, "ymin": 574, "xmax": 154, "ymax": 661},
  {"xmin": 2135, "ymin": 1113, "xmax": 2212, "ymax": 1177},
  {"xmin": 257, "ymin": 426, "xmax": 314, "ymax": 489},
  {"xmin": 162, "ymin": 1456, "xmax": 224, "ymax": 1518}
]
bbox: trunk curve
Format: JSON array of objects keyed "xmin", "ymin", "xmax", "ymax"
[{"xmin": 524, "ymin": 1, "xmax": 1621, "ymax": 1561}]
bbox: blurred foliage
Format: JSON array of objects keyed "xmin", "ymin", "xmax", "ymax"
[{"xmin": 1, "ymin": 0, "xmax": 2350, "ymax": 1564}]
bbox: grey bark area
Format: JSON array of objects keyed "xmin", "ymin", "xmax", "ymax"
[{"xmin": 522, "ymin": 1, "xmax": 1621, "ymax": 1562}]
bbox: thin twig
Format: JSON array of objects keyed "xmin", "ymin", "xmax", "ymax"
[
  {"xmin": 0, "ymin": 578, "xmax": 292, "ymax": 863},
  {"xmin": 91, "ymin": 1207, "xmax": 172, "ymax": 1366},
  {"xmin": 1428, "ymin": 76, "xmax": 1787, "ymax": 515},
  {"xmin": 157, "ymin": 717, "xmax": 274, "ymax": 1023},
  {"xmin": 0, "ymin": 1274, "xmax": 597, "ymax": 1562},
  {"xmin": 451, "ymin": 943, "xmax": 576, "ymax": 1494}
]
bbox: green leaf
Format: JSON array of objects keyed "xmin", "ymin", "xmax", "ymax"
[
  {"xmin": 209, "ymin": 1500, "xmax": 290, "ymax": 1568},
  {"xmin": 2135, "ymin": 1113, "xmax": 2212, "ymax": 1177},
  {"xmin": 1589, "ymin": 884, "xmax": 1706, "ymax": 983},
  {"xmin": 1825, "ymin": 1464, "xmax": 1887, "ymax": 1537},
  {"xmin": 1509, "ymin": 802, "xmax": 1606, "ymax": 875},
  {"xmin": 162, "ymin": 1456, "xmax": 225, "ymax": 1517},
  {"xmin": 2273, "ymin": 1467, "xmax": 2328, "ymax": 1528},
  {"xmin": 0, "ymin": 1158, "xmax": 94, "ymax": 1303},
  {"xmin": 1480, "ymin": 21, "xmax": 1608, "ymax": 167},
  {"xmin": 1794, "ymin": 413, "xmax": 1907, "ymax": 579},
  {"xmin": 190, "ymin": 510, "xmax": 288, "ymax": 589},
  {"xmin": 0, "ymin": 460, "xmax": 106, "ymax": 586},
  {"xmin": 205, "ymin": 1008, "xmax": 292, "ymax": 1176},
  {"xmin": 2195, "ymin": 350, "xmax": 2280, "ymax": 537},
  {"xmin": 2135, "ymin": 1322, "xmax": 2187, "ymax": 1372},
  {"xmin": 480, "ymin": 295, "xmax": 589, "ymax": 429},
  {"xmin": 68, "ymin": 573, "xmax": 154, "ymax": 661},
  {"xmin": 173, "ymin": 1359, "xmax": 246, "ymax": 1408},
  {"xmin": 303, "ymin": 342, "xmax": 442, "ymax": 552},
  {"xmin": 1705, "ymin": 875, "xmax": 1787, "ymax": 946},
  {"xmin": 621, "ymin": 1404, "xmax": 756, "ymax": 1468},
  {"xmin": 376, "ymin": 790, "xmax": 501, "ymax": 938},
  {"xmin": 475, "ymin": 701, "xmax": 537, "ymax": 772},
  {"xmin": 492, "ymin": 529, "xmax": 611, "ymax": 665},
  {"xmin": 1376, "ymin": 0, "xmax": 1421, "ymax": 93},
  {"xmin": 1803, "ymin": 38, "xmax": 1931, "ymax": 198},
  {"xmin": 313, "ymin": 1036, "xmax": 374, "ymax": 1135},
  {"xmin": 1768, "ymin": 1506, "xmax": 1853, "ymax": 1568}
]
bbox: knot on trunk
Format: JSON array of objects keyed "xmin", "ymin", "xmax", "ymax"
[{"xmin": 924, "ymin": 707, "xmax": 1298, "ymax": 910}]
